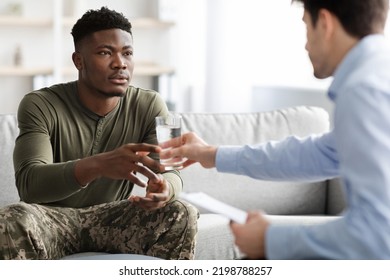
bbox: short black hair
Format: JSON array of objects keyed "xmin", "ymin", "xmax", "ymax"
[
  {"xmin": 71, "ymin": 6, "xmax": 132, "ymax": 47},
  {"xmin": 292, "ymin": 0, "xmax": 389, "ymax": 38}
]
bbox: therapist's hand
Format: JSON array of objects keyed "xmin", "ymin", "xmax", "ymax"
[
  {"xmin": 159, "ymin": 132, "xmax": 218, "ymax": 169},
  {"xmin": 230, "ymin": 211, "xmax": 269, "ymax": 259}
]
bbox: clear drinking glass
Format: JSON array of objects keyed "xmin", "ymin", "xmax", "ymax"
[{"xmin": 155, "ymin": 113, "xmax": 186, "ymax": 170}]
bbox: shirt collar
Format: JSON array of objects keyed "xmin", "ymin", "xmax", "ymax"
[{"xmin": 328, "ymin": 34, "xmax": 387, "ymax": 101}]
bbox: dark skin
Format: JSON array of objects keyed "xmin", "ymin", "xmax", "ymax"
[{"xmin": 71, "ymin": 28, "xmax": 168, "ymax": 210}]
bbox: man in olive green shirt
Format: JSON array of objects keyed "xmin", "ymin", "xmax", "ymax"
[{"xmin": 0, "ymin": 7, "xmax": 198, "ymax": 260}]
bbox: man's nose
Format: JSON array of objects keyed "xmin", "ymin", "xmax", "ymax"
[{"xmin": 112, "ymin": 54, "xmax": 127, "ymax": 69}]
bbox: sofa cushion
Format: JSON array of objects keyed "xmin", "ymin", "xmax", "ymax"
[
  {"xmin": 179, "ymin": 106, "xmax": 331, "ymax": 215},
  {"xmin": 0, "ymin": 114, "xmax": 20, "ymax": 207},
  {"xmin": 195, "ymin": 214, "xmax": 340, "ymax": 260},
  {"xmin": 195, "ymin": 214, "xmax": 241, "ymax": 259}
]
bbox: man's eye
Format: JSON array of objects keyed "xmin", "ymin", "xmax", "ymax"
[
  {"xmin": 99, "ymin": 51, "xmax": 111, "ymax": 55},
  {"xmin": 124, "ymin": 51, "xmax": 133, "ymax": 56}
]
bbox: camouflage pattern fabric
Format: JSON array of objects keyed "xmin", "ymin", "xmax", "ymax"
[{"xmin": 0, "ymin": 199, "xmax": 198, "ymax": 260}]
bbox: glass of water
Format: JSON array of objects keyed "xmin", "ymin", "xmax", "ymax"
[{"xmin": 155, "ymin": 113, "xmax": 186, "ymax": 170}]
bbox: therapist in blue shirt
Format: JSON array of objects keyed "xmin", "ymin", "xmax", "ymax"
[{"xmin": 159, "ymin": 0, "xmax": 390, "ymax": 259}]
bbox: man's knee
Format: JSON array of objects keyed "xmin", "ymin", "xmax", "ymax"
[
  {"xmin": 0, "ymin": 202, "xmax": 40, "ymax": 259},
  {"xmin": 168, "ymin": 199, "xmax": 199, "ymax": 225},
  {"xmin": 0, "ymin": 202, "xmax": 36, "ymax": 227}
]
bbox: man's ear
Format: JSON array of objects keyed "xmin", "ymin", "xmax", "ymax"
[
  {"xmin": 72, "ymin": 52, "xmax": 83, "ymax": 70},
  {"xmin": 318, "ymin": 8, "xmax": 336, "ymax": 41}
]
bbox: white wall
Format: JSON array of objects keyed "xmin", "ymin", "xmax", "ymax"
[
  {"xmin": 173, "ymin": 0, "xmax": 390, "ymax": 117},
  {"xmin": 2, "ymin": 0, "xmax": 390, "ymax": 116},
  {"xmin": 163, "ymin": 0, "xmax": 333, "ymax": 114}
]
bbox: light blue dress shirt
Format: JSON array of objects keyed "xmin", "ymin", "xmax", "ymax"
[{"xmin": 216, "ymin": 34, "xmax": 390, "ymax": 259}]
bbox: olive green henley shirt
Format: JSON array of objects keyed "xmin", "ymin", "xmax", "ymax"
[{"xmin": 13, "ymin": 81, "xmax": 182, "ymax": 208}]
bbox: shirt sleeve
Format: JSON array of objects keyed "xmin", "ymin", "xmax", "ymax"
[
  {"xmin": 14, "ymin": 93, "xmax": 83, "ymax": 204},
  {"xmin": 266, "ymin": 215, "xmax": 374, "ymax": 259},
  {"xmin": 216, "ymin": 131, "xmax": 339, "ymax": 182}
]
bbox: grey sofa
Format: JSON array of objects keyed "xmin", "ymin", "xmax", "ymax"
[{"xmin": 0, "ymin": 106, "xmax": 345, "ymax": 260}]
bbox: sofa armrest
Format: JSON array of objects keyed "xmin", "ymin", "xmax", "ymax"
[
  {"xmin": 0, "ymin": 114, "xmax": 20, "ymax": 207},
  {"xmin": 326, "ymin": 178, "xmax": 346, "ymax": 215}
]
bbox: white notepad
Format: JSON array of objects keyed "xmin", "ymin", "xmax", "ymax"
[{"xmin": 180, "ymin": 192, "xmax": 248, "ymax": 224}]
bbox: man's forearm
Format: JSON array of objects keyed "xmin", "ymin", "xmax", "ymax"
[
  {"xmin": 74, "ymin": 155, "xmax": 103, "ymax": 186},
  {"xmin": 15, "ymin": 160, "xmax": 83, "ymax": 203}
]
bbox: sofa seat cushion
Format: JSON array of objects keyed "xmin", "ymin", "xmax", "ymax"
[
  {"xmin": 195, "ymin": 213, "xmax": 341, "ymax": 260},
  {"xmin": 195, "ymin": 214, "xmax": 241, "ymax": 259}
]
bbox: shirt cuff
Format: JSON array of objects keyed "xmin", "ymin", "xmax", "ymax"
[{"xmin": 162, "ymin": 170, "xmax": 183, "ymax": 202}]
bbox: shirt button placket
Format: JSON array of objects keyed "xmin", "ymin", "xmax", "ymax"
[{"xmin": 92, "ymin": 118, "xmax": 104, "ymax": 155}]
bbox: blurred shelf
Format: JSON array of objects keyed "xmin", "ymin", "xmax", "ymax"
[
  {"xmin": 0, "ymin": 64, "xmax": 174, "ymax": 77},
  {"xmin": 0, "ymin": 1, "xmax": 176, "ymax": 98},
  {"xmin": 0, "ymin": 66, "xmax": 52, "ymax": 76},
  {"xmin": 0, "ymin": 16, "xmax": 52, "ymax": 27}
]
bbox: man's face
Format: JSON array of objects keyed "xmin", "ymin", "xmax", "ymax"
[
  {"xmin": 303, "ymin": 10, "xmax": 332, "ymax": 79},
  {"xmin": 75, "ymin": 28, "xmax": 134, "ymax": 97}
]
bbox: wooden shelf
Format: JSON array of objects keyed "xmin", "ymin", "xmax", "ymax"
[
  {"xmin": 0, "ymin": 1, "xmax": 176, "ymax": 107},
  {"xmin": 0, "ymin": 66, "xmax": 52, "ymax": 76},
  {"xmin": 0, "ymin": 64, "xmax": 173, "ymax": 77},
  {"xmin": 0, "ymin": 16, "xmax": 52, "ymax": 27}
]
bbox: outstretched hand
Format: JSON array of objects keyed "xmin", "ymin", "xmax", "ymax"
[
  {"xmin": 75, "ymin": 143, "xmax": 165, "ymax": 188},
  {"xmin": 128, "ymin": 174, "xmax": 170, "ymax": 210},
  {"xmin": 159, "ymin": 132, "xmax": 218, "ymax": 169}
]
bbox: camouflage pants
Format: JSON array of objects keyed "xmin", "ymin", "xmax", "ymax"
[{"xmin": 0, "ymin": 199, "xmax": 198, "ymax": 260}]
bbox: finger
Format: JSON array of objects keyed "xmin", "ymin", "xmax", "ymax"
[
  {"xmin": 132, "ymin": 164, "xmax": 160, "ymax": 182},
  {"xmin": 159, "ymin": 136, "xmax": 183, "ymax": 149},
  {"xmin": 160, "ymin": 146, "xmax": 184, "ymax": 160},
  {"xmin": 160, "ymin": 158, "xmax": 194, "ymax": 171},
  {"xmin": 182, "ymin": 159, "xmax": 196, "ymax": 168},
  {"xmin": 136, "ymin": 151, "xmax": 150, "ymax": 157},
  {"xmin": 126, "ymin": 172, "xmax": 147, "ymax": 188},
  {"xmin": 137, "ymin": 155, "xmax": 165, "ymax": 173},
  {"xmin": 128, "ymin": 195, "xmax": 140, "ymax": 203},
  {"xmin": 147, "ymin": 175, "xmax": 164, "ymax": 189},
  {"xmin": 128, "ymin": 143, "xmax": 162, "ymax": 154},
  {"xmin": 146, "ymin": 192, "xmax": 168, "ymax": 203},
  {"xmin": 230, "ymin": 220, "xmax": 238, "ymax": 231}
]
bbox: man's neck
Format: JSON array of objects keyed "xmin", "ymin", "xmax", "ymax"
[{"xmin": 76, "ymin": 82, "xmax": 121, "ymax": 116}]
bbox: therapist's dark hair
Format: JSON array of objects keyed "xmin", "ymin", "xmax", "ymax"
[{"xmin": 292, "ymin": 0, "xmax": 389, "ymax": 38}]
